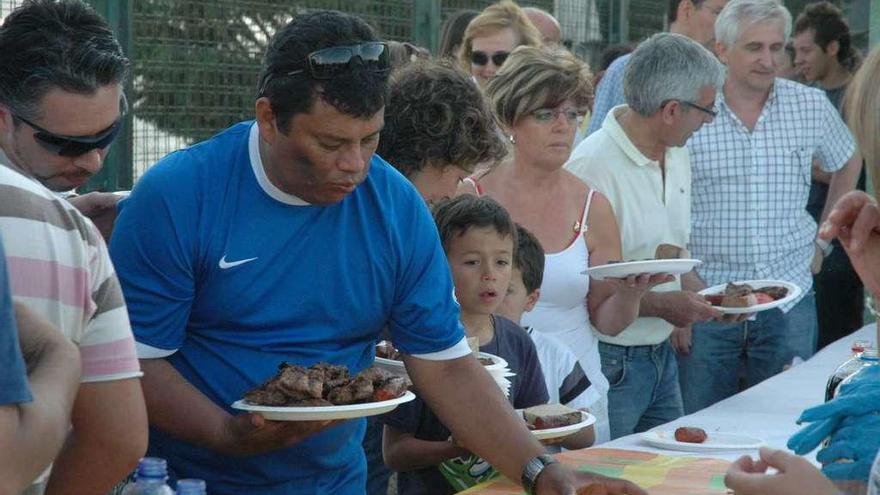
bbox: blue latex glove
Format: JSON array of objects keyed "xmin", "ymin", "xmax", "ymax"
[{"xmin": 786, "ymin": 365, "xmax": 880, "ymax": 482}]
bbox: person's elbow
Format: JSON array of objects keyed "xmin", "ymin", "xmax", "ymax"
[{"xmin": 589, "ymin": 309, "xmax": 630, "ymax": 336}]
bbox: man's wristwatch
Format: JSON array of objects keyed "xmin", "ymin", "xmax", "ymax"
[{"xmin": 521, "ymin": 454, "xmax": 559, "ymax": 495}]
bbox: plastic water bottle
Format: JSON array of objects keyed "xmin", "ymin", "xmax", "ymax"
[
  {"xmin": 121, "ymin": 458, "xmax": 174, "ymax": 495},
  {"xmin": 836, "ymin": 348, "xmax": 880, "ymax": 392},
  {"xmin": 176, "ymin": 479, "xmax": 206, "ymax": 495},
  {"xmin": 825, "ymin": 340, "xmax": 873, "ymax": 401}
]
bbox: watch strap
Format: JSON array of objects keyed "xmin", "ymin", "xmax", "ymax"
[{"xmin": 521, "ymin": 454, "xmax": 559, "ymax": 495}]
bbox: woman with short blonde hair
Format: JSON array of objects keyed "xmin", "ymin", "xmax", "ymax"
[{"xmin": 461, "ymin": 46, "xmax": 665, "ymax": 443}]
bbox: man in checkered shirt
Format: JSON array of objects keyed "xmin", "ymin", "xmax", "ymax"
[{"xmin": 677, "ymin": 0, "xmax": 862, "ymax": 414}]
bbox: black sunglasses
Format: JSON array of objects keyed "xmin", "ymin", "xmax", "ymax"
[
  {"xmin": 259, "ymin": 42, "xmax": 390, "ymax": 95},
  {"xmin": 470, "ymin": 50, "xmax": 509, "ymax": 67},
  {"xmin": 13, "ymin": 97, "xmax": 127, "ymax": 157}
]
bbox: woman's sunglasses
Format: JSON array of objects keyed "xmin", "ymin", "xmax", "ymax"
[
  {"xmin": 13, "ymin": 97, "xmax": 127, "ymax": 157},
  {"xmin": 259, "ymin": 42, "xmax": 390, "ymax": 95},
  {"xmin": 470, "ymin": 50, "xmax": 509, "ymax": 67}
]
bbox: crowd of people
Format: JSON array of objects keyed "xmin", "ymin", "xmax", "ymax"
[{"xmin": 1, "ymin": 0, "xmax": 879, "ymax": 494}]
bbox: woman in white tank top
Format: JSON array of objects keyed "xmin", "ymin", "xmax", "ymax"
[{"xmin": 460, "ymin": 47, "xmax": 665, "ymax": 443}]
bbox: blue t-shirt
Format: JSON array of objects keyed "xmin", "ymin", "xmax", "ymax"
[
  {"xmin": 382, "ymin": 315, "xmax": 548, "ymax": 495},
  {"xmin": 110, "ymin": 121, "xmax": 465, "ymax": 495},
  {"xmin": 0, "ymin": 238, "xmax": 31, "ymax": 406}
]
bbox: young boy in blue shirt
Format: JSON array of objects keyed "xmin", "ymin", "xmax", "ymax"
[
  {"xmin": 497, "ymin": 224, "xmax": 596, "ymax": 450},
  {"xmin": 382, "ymin": 195, "xmax": 549, "ymax": 494}
]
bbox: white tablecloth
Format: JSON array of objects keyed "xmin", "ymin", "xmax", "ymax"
[{"xmin": 603, "ymin": 323, "xmax": 878, "ymax": 462}]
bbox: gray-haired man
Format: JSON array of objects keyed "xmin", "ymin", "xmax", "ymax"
[
  {"xmin": 680, "ymin": 0, "xmax": 860, "ymax": 413},
  {"xmin": 566, "ymin": 32, "xmax": 724, "ymax": 439}
]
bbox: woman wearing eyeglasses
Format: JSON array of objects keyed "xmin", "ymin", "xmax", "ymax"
[
  {"xmin": 459, "ymin": 46, "xmax": 667, "ymax": 443},
  {"xmin": 457, "ymin": 0, "xmax": 541, "ymax": 88}
]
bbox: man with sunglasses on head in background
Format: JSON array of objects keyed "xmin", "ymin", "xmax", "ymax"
[
  {"xmin": 566, "ymin": 33, "xmax": 725, "ymax": 440},
  {"xmin": 0, "ymin": 1, "xmax": 148, "ymax": 494},
  {"xmin": 109, "ymin": 9, "xmax": 648, "ymax": 495}
]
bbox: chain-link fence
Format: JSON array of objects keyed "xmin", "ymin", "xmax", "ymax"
[{"xmin": 0, "ymin": 0, "xmax": 875, "ymax": 186}]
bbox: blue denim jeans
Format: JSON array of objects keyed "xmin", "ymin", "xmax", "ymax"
[
  {"xmin": 678, "ymin": 291, "xmax": 817, "ymax": 414},
  {"xmin": 363, "ymin": 415, "xmax": 391, "ymax": 495},
  {"xmin": 599, "ymin": 340, "xmax": 684, "ymax": 440}
]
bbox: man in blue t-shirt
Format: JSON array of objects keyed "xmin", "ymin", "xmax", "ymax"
[
  {"xmin": 0, "ymin": 239, "xmax": 82, "ymax": 490},
  {"xmin": 110, "ymin": 10, "xmax": 647, "ymax": 495}
]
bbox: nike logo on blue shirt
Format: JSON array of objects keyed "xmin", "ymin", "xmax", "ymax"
[{"xmin": 219, "ymin": 255, "xmax": 258, "ymax": 269}]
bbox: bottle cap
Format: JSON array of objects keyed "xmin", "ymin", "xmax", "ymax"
[
  {"xmin": 136, "ymin": 457, "xmax": 168, "ymax": 479},
  {"xmin": 852, "ymin": 340, "xmax": 874, "ymax": 353}
]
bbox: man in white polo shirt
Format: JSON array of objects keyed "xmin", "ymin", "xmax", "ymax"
[{"xmin": 566, "ymin": 33, "xmax": 724, "ymax": 439}]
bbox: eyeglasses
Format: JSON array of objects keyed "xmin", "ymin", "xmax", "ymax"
[
  {"xmin": 258, "ymin": 42, "xmax": 390, "ymax": 94},
  {"xmin": 681, "ymin": 100, "xmax": 718, "ymax": 117},
  {"xmin": 470, "ymin": 50, "xmax": 509, "ymax": 67},
  {"xmin": 531, "ymin": 107, "xmax": 579, "ymax": 124},
  {"xmin": 13, "ymin": 97, "xmax": 127, "ymax": 157}
]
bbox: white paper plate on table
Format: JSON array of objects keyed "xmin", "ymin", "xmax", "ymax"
[
  {"xmin": 698, "ymin": 280, "xmax": 802, "ymax": 315},
  {"xmin": 641, "ymin": 430, "xmax": 764, "ymax": 452},
  {"xmin": 520, "ymin": 411, "xmax": 596, "ymax": 441},
  {"xmin": 582, "ymin": 259, "xmax": 702, "ymax": 280},
  {"xmin": 231, "ymin": 391, "xmax": 416, "ymax": 421}
]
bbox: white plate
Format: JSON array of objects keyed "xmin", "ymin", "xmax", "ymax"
[
  {"xmin": 583, "ymin": 259, "xmax": 702, "ymax": 280},
  {"xmin": 522, "ymin": 411, "xmax": 596, "ymax": 441},
  {"xmin": 698, "ymin": 280, "xmax": 802, "ymax": 315},
  {"xmin": 374, "ymin": 349, "xmax": 507, "ymax": 375},
  {"xmin": 231, "ymin": 390, "xmax": 416, "ymax": 421},
  {"xmin": 641, "ymin": 430, "xmax": 764, "ymax": 452}
]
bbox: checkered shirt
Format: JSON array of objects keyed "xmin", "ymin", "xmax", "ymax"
[
  {"xmin": 586, "ymin": 53, "xmax": 630, "ymax": 136},
  {"xmin": 688, "ymin": 78, "xmax": 855, "ymax": 311}
]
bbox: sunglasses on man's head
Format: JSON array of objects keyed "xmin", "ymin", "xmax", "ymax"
[
  {"xmin": 13, "ymin": 97, "xmax": 127, "ymax": 157},
  {"xmin": 470, "ymin": 50, "xmax": 509, "ymax": 67},
  {"xmin": 259, "ymin": 42, "xmax": 390, "ymax": 95}
]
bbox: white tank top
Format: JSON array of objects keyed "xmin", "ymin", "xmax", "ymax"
[{"xmin": 520, "ymin": 189, "xmax": 609, "ymax": 397}]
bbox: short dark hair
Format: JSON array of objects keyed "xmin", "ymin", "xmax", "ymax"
[
  {"xmin": 378, "ymin": 60, "xmax": 506, "ymax": 178},
  {"xmin": 513, "ymin": 224, "xmax": 544, "ymax": 294},
  {"xmin": 794, "ymin": 1, "xmax": 856, "ymax": 70},
  {"xmin": 438, "ymin": 10, "xmax": 479, "ymax": 59},
  {"xmin": 0, "ymin": 0, "xmax": 128, "ymax": 120},
  {"xmin": 599, "ymin": 44, "xmax": 634, "ymax": 72},
  {"xmin": 433, "ymin": 195, "xmax": 517, "ymax": 252},
  {"xmin": 257, "ymin": 10, "xmax": 388, "ymax": 132},
  {"xmin": 667, "ymin": 0, "xmax": 707, "ymax": 24}
]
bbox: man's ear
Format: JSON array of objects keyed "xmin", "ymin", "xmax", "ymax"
[
  {"xmin": 0, "ymin": 104, "xmax": 14, "ymax": 135},
  {"xmin": 255, "ymin": 97, "xmax": 278, "ymax": 145},
  {"xmin": 677, "ymin": 0, "xmax": 696, "ymax": 22},
  {"xmin": 826, "ymin": 40, "xmax": 840, "ymax": 58},
  {"xmin": 524, "ymin": 289, "xmax": 541, "ymax": 312},
  {"xmin": 660, "ymin": 100, "xmax": 679, "ymax": 125},
  {"xmin": 715, "ymin": 40, "xmax": 729, "ymax": 64}
]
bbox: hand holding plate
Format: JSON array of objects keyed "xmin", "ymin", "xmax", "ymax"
[{"xmin": 217, "ymin": 412, "xmax": 341, "ymax": 456}]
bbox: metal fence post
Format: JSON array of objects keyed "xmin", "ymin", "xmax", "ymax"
[
  {"xmin": 85, "ymin": 0, "xmax": 133, "ymax": 192},
  {"xmin": 412, "ymin": 0, "xmax": 441, "ymax": 54}
]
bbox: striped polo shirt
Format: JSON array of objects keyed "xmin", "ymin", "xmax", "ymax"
[{"xmin": 0, "ymin": 161, "xmax": 140, "ymax": 382}]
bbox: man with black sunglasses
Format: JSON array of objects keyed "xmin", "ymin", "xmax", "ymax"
[
  {"xmin": 109, "ymin": 9, "xmax": 646, "ymax": 495},
  {"xmin": 0, "ymin": 1, "xmax": 148, "ymax": 494}
]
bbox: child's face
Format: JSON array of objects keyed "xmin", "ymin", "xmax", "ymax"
[
  {"xmin": 496, "ymin": 268, "xmax": 537, "ymax": 324},
  {"xmin": 446, "ymin": 226, "xmax": 513, "ymax": 316}
]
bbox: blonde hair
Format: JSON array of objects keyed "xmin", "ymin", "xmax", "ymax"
[
  {"xmin": 484, "ymin": 45, "xmax": 592, "ymax": 128},
  {"xmin": 845, "ymin": 46, "xmax": 880, "ymax": 195},
  {"xmin": 457, "ymin": 0, "xmax": 542, "ymax": 72}
]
